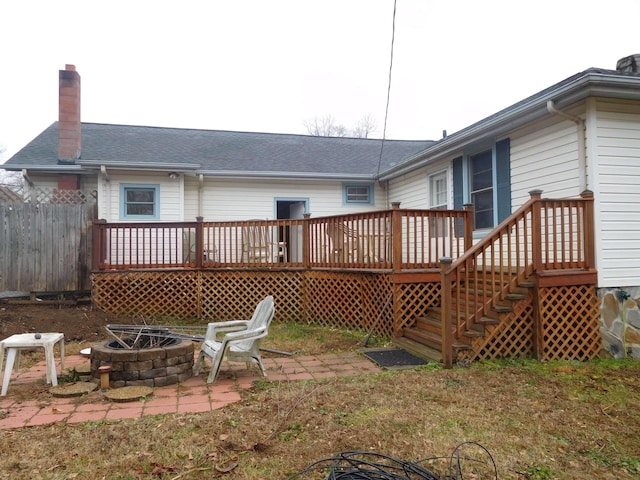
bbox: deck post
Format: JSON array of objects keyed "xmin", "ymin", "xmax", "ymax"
[
  {"xmin": 440, "ymin": 256, "xmax": 453, "ymax": 368},
  {"xmin": 580, "ymin": 190, "xmax": 595, "ymax": 270},
  {"xmin": 195, "ymin": 217, "xmax": 204, "ymax": 269},
  {"xmin": 302, "ymin": 213, "xmax": 311, "ymax": 268},
  {"xmin": 529, "ymin": 190, "xmax": 543, "ymax": 274},
  {"xmin": 528, "ymin": 190, "xmax": 543, "ymax": 360},
  {"xmin": 463, "ymin": 203, "xmax": 474, "ymax": 252},
  {"xmin": 391, "ymin": 202, "xmax": 402, "ymax": 273},
  {"xmin": 92, "ymin": 219, "xmax": 107, "ymax": 271}
]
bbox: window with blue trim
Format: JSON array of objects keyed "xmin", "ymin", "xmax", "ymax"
[
  {"xmin": 452, "ymin": 138, "xmax": 511, "ymax": 231},
  {"xmin": 120, "ymin": 184, "xmax": 160, "ymax": 220},
  {"xmin": 343, "ymin": 183, "xmax": 373, "ymax": 205}
]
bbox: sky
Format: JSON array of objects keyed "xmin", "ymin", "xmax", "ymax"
[{"xmin": 1, "ymin": 0, "xmax": 639, "ymax": 162}]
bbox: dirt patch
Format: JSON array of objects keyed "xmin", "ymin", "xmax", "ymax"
[{"xmin": 0, "ymin": 300, "xmax": 135, "ymax": 343}]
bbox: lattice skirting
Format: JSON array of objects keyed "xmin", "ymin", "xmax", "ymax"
[
  {"xmin": 394, "ymin": 282, "xmax": 441, "ymax": 334},
  {"xmin": 538, "ymin": 285, "xmax": 602, "ymax": 361},
  {"xmin": 92, "ymin": 270, "xmax": 397, "ymax": 336},
  {"xmin": 91, "ymin": 272, "xmax": 603, "ymax": 360},
  {"xmin": 459, "ymin": 291, "xmax": 535, "ymax": 362},
  {"xmin": 457, "ymin": 285, "xmax": 601, "ymax": 362}
]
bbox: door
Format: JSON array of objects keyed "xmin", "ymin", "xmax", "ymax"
[{"xmin": 275, "ymin": 199, "xmax": 308, "ymax": 262}]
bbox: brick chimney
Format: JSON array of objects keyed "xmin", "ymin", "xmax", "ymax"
[{"xmin": 58, "ymin": 64, "xmax": 81, "ymax": 162}]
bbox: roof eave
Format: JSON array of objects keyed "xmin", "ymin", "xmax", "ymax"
[
  {"xmin": 378, "ymin": 72, "xmax": 640, "ymax": 181},
  {"xmin": 1, "ymin": 164, "xmax": 86, "ymax": 174},
  {"xmin": 78, "ymin": 160, "xmax": 202, "ymax": 172},
  {"xmin": 196, "ymin": 170, "xmax": 375, "ymax": 181}
]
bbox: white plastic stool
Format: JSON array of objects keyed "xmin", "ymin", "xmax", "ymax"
[{"xmin": 0, "ymin": 333, "xmax": 65, "ymax": 396}]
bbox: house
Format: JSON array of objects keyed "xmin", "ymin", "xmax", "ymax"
[{"xmin": 4, "ymin": 56, "xmax": 640, "ymax": 361}]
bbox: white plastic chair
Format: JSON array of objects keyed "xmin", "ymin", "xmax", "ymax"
[{"xmin": 193, "ymin": 296, "xmax": 275, "ymax": 383}]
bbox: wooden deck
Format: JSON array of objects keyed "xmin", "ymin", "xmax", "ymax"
[{"xmin": 92, "ymin": 192, "xmax": 602, "ymax": 365}]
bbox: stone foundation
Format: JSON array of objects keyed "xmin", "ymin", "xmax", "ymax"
[
  {"xmin": 90, "ymin": 339, "xmax": 195, "ymax": 388},
  {"xmin": 599, "ymin": 288, "xmax": 640, "ymax": 359}
]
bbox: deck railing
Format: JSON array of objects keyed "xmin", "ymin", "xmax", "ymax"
[
  {"xmin": 92, "ymin": 206, "xmax": 474, "ymax": 272},
  {"xmin": 440, "ymin": 190, "xmax": 595, "ymax": 366}
]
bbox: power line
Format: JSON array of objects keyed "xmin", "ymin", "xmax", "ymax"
[{"xmin": 376, "ymin": 0, "xmax": 397, "ymax": 178}]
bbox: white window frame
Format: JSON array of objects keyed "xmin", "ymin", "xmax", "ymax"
[
  {"xmin": 343, "ymin": 183, "xmax": 374, "ymax": 205},
  {"xmin": 120, "ymin": 183, "xmax": 160, "ymax": 220},
  {"xmin": 429, "ymin": 170, "xmax": 448, "ymax": 210}
]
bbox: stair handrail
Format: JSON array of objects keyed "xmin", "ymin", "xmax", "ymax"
[{"xmin": 441, "ymin": 190, "xmax": 595, "ymax": 367}]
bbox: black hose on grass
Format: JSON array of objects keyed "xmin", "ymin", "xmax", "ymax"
[{"xmin": 288, "ymin": 442, "xmax": 498, "ymax": 479}]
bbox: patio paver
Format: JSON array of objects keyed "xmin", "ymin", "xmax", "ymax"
[{"xmin": 0, "ymin": 351, "xmax": 383, "ymax": 429}]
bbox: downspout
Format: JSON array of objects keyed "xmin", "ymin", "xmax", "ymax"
[
  {"xmin": 100, "ymin": 165, "xmax": 110, "ymax": 221},
  {"xmin": 546, "ymin": 100, "xmax": 587, "ymax": 191},
  {"xmin": 197, "ymin": 174, "xmax": 204, "ymax": 218},
  {"xmin": 21, "ymin": 169, "xmax": 34, "ymax": 187},
  {"xmin": 100, "ymin": 165, "xmax": 110, "ymax": 182}
]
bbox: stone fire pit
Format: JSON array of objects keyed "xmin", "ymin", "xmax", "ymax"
[{"xmin": 90, "ymin": 336, "xmax": 195, "ymax": 388}]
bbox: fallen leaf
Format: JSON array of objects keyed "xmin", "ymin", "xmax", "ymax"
[{"xmin": 215, "ymin": 458, "xmax": 238, "ymax": 473}]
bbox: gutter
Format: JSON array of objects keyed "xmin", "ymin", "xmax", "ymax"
[
  {"xmin": 78, "ymin": 160, "xmax": 201, "ymax": 171},
  {"xmin": 4, "ymin": 165, "xmax": 85, "ymax": 173},
  {"xmin": 195, "ymin": 170, "xmax": 375, "ymax": 181},
  {"xmin": 378, "ymin": 71, "xmax": 640, "ymax": 181}
]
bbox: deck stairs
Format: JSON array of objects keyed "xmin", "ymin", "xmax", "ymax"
[{"xmin": 395, "ymin": 271, "xmax": 533, "ymax": 363}]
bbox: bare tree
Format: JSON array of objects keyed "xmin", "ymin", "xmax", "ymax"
[
  {"xmin": 304, "ymin": 114, "xmax": 378, "ymax": 138},
  {"xmin": 352, "ymin": 114, "xmax": 378, "ymax": 139},
  {"xmin": 0, "ymin": 144, "xmax": 24, "ymax": 197},
  {"xmin": 303, "ymin": 115, "xmax": 348, "ymax": 137}
]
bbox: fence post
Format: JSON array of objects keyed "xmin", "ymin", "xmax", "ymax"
[
  {"xmin": 440, "ymin": 256, "xmax": 453, "ymax": 368},
  {"xmin": 580, "ymin": 190, "xmax": 595, "ymax": 270},
  {"xmin": 92, "ymin": 219, "xmax": 107, "ymax": 271},
  {"xmin": 529, "ymin": 190, "xmax": 543, "ymax": 274},
  {"xmin": 195, "ymin": 217, "xmax": 204, "ymax": 269},
  {"xmin": 391, "ymin": 202, "xmax": 402, "ymax": 273}
]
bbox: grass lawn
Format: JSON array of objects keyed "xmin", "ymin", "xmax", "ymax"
[{"xmin": 0, "ymin": 322, "xmax": 638, "ymax": 479}]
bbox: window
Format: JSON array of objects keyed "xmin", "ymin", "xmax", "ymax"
[
  {"xmin": 452, "ymin": 138, "xmax": 511, "ymax": 231},
  {"xmin": 343, "ymin": 183, "xmax": 373, "ymax": 205},
  {"xmin": 470, "ymin": 150, "xmax": 494, "ymax": 229},
  {"xmin": 429, "ymin": 171, "xmax": 448, "ymax": 237},
  {"xmin": 120, "ymin": 184, "xmax": 160, "ymax": 219},
  {"xmin": 429, "ymin": 171, "xmax": 448, "ymax": 210}
]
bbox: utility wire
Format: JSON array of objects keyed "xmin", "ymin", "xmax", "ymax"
[{"xmin": 376, "ymin": 0, "xmax": 398, "ymax": 179}]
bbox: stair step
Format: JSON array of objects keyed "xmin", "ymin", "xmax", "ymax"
[
  {"xmin": 393, "ymin": 337, "xmax": 442, "ymax": 363},
  {"xmin": 476, "ymin": 316, "xmax": 500, "ymax": 326},
  {"xmin": 463, "ymin": 329, "xmax": 484, "ymax": 338},
  {"xmin": 505, "ymin": 293, "xmax": 527, "ymax": 301},
  {"xmin": 402, "ymin": 327, "xmax": 443, "ymax": 350},
  {"xmin": 493, "ymin": 304, "xmax": 513, "ymax": 313},
  {"xmin": 414, "ymin": 315, "xmax": 441, "ymax": 334}
]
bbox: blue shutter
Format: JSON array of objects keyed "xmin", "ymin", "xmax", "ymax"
[
  {"xmin": 495, "ymin": 138, "xmax": 511, "ymax": 222},
  {"xmin": 452, "ymin": 156, "xmax": 463, "ymax": 210}
]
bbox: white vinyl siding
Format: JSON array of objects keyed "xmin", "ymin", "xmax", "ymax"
[
  {"xmin": 593, "ymin": 98, "xmax": 640, "ymax": 287},
  {"xmin": 197, "ymin": 178, "xmax": 386, "ymax": 221},
  {"xmin": 510, "ymin": 115, "xmax": 582, "ymax": 209},
  {"xmin": 388, "ymin": 161, "xmax": 451, "ymax": 209},
  {"xmin": 98, "ymin": 172, "xmax": 183, "ymax": 222}
]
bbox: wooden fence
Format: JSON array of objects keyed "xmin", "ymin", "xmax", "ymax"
[{"xmin": 0, "ymin": 199, "xmax": 96, "ymax": 293}]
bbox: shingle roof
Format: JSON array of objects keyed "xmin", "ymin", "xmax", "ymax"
[{"xmin": 5, "ymin": 123, "xmax": 435, "ymax": 177}]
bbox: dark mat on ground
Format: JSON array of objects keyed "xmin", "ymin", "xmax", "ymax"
[{"xmin": 363, "ymin": 348, "xmax": 428, "ymax": 368}]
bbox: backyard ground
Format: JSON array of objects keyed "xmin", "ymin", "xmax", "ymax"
[
  {"xmin": 0, "ymin": 301, "xmax": 639, "ymax": 479},
  {"xmin": 0, "ymin": 298, "xmax": 136, "ymax": 343}
]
